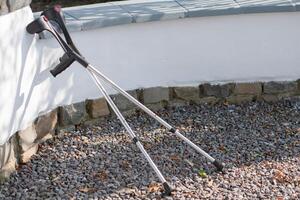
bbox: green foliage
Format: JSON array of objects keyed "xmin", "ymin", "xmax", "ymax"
[{"xmin": 198, "ymin": 169, "xmax": 207, "ymax": 178}]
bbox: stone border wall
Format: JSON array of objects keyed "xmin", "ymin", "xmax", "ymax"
[{"xmin": 1, "ymin": 80, "xmax": 299, "ymax": 181}]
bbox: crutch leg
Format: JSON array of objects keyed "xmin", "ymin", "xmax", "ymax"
[
  {"xmin": 87, "ymin": 64, "xmax": 224, "ymax": 172},
  {"xmin": 87, "ymin": 68, "xmax": 172, "ymax": 196}
]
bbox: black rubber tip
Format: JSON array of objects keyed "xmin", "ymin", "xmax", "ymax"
[
  {"xmin": 169, "ymin": 128, "xmax": 176, "ymax": 133},
  {"xmin": 162, "ymin": 182, "xmax": 172, "ymax": 197},
  {"xmin": 132, "ymin": 137, "xmax": 138, "ymax": 144},
  {"xmin": 213, "ymin": 160, "xmax": 224, "ymax": 172}
]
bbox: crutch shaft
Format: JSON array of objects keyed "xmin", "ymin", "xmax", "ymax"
[
  {"xmin": 87, "ymin": 65, "xmax": 223, "ymax": 171},
  {"xmin": 87, "ymin": 68, "xmax": 172, "ymax": 190},
  {"xmin": 87, "ymin": 65, "xmax": 172, "ymax": 129}
]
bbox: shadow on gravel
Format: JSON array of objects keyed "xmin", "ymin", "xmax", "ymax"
[
  {"xmin": 1, "ymin": 99, "xmax": 299, "ymax": 199},
  {"xmin": 62, "ymin": 99, "xmax": 300, "ymax": 198}
]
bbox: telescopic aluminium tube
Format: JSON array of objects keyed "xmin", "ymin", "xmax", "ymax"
[
  {"xmin": 87, "ymin": 64, "xmax": 223, "ymax": 171},
  {"xmin": 87, "ymin": 67, "xmax": 172, "ymax": 195}
]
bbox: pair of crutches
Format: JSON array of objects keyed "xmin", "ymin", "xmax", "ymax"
[{"xmin": 26, "ymin": 5, "xmax": 224, "ymax": 196}]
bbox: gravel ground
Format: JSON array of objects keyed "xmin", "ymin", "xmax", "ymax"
[{"xmin": 1, "ymin": 99, "xmax": 300, "ymax": 200}]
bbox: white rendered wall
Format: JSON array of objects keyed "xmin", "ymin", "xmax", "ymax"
[{"xmin": 0, "ymin": 7, "xmax": 300, "ymax": 145}]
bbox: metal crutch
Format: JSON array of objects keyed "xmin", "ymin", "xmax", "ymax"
[
  {"xmin": 87, "ymin": 64, "xmax": 224, "ymax": 171},
  {"xmin": 38, "ymin": 7, "xmax": 224, "ymax": 171},
  {"xmin": 87, "ymin": 67, "xmax": 172, "ymax": 195},
  {"xmin": 26, "ymin": 6, "xmax": 224, "ymax": 196},
  {"xmin": 26, "ymin": 15, "xmax": 173, "ymax": 195}
]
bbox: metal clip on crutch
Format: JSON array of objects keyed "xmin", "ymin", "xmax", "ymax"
[{"xmin": 26, "ymin": 5, "xmax": 224, "ymax": 196}]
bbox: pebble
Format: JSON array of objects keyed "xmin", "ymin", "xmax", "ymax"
[{"xmin": 0, "ymin": 99, "xmax": 299, "ymax": 199}]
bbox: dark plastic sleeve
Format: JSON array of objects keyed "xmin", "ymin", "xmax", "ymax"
[{"xmin": 50, "ymin": 54, "xmax": 75, "ymax": 77}]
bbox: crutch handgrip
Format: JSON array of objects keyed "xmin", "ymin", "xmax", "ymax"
[{"xmin": 50, "ymin": 53, "xmax": 75, "ymax": 77}]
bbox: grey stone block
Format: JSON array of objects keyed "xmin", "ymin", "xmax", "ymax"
[
  {"xmin": 220, "ymin": 83, "xmax": 235, "ymax": 97},
  {"xmin": 7, "ymin": 0, "xmax": 31, "ymax": 12},
  {"xmin": 173, "ymin": 86, "xmax": 199, "ymax": 101},
  {"xmin": 234, "ymin": 83, "xmax": 262, "ymax": 95},
  {"xmin": 114, "ymin": 0, "xmax": 186, "ymax": 23},
  {"xmin": 143, "ymin": 87, "xmax": 169, "ymax": 104},
  {"xmin": 59, "ymin": 102, "xmax": 87, "ymax": 126},
  {"xmin": 200, "ymin": 84, "xmax": 220, "ymax": 97},
  {"xmin": 0, "ymin": 137, "xmax": 17, "ymax": 179},
  {"xmin": 17, "ymin": 124, "xmax": 37, "ymax": 153},
  {"xmin": 63, "ymin": 2, "xmax": 133, "ymax": 30},
  {"xmin": 200, "ymin": 83, "xmax": 234, "ymax": 98},
  {"xmin": 16, "ymin": 123, "xmax": 40, "ymax": 164},
  {"xmin": 263, "ymin": 81, "xmax": 298, "ymax": 94},
  {"xmin": 111, "ymin": 90, "xmax": 138, "ymax": 111},
  {"xmin": 236, "ymin": 0, "xmax": 295, "ymax": 13},
  {"xmin": 19, "ymin": 144, "xmax": 38, "ymax": 164},
  {"xmin": 12, "ymin": 110, "xmax": 57, "ymax": 166},
  {"xmin": 176, "ymin": 0, "xmax": 241, "ymax": 18},
  {"xmin": 86, "ymin": 98, "xmax": 110, "ymax": 118},
  {"xmin": 34, "ymin": 110, "xmax": 57, "ymax": 142},
  {"xmin": 0, "ymin": 0, "xmax": 9, "ymax": 15}
]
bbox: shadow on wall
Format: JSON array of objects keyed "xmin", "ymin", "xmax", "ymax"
[
  {"xmin": 0, "ymin": 140, "xmax": 13, "ymax": 170},
  {"xmin": 0, "ymin": 7, "xmax": 75, "ymax": 146},
  {"xmin": 0, "ymin": 7, "xmax": 34, "ymax": 145}
]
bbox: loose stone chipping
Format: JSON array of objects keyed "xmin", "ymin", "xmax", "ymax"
[{"xmin": 0, "ymin": 99, "xmax": 299, "ymax": 199}]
